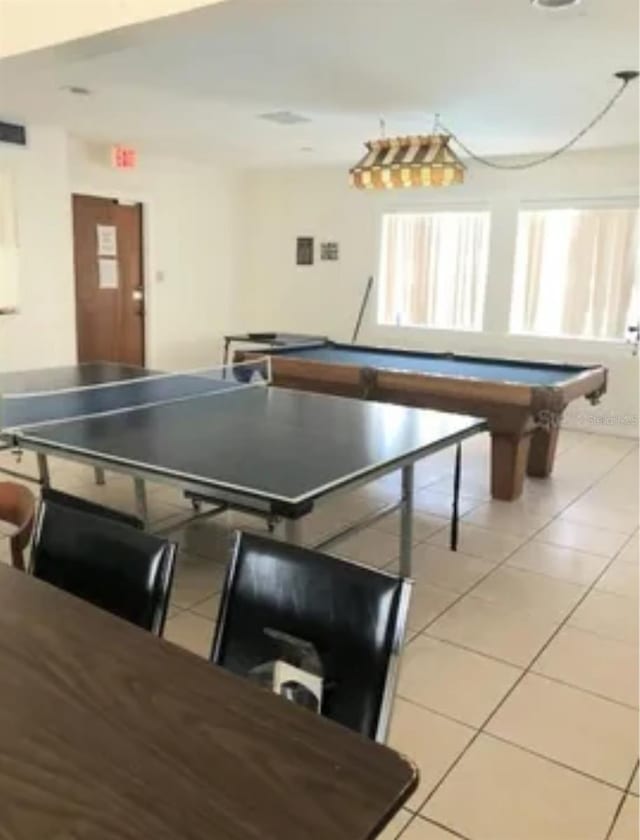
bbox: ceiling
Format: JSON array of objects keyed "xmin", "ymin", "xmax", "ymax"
[{"xmin": 0, "ymin": 0, "xmax": 638, "ymax": 166}]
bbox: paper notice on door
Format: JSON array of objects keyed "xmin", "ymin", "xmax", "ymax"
[
  {"xmin": 97, "ymin": 224, "xmax": 117, "ymax": 257},
  {"xmin": 98, "ymin": 258, "xmax": 118, "ymax": 289}
]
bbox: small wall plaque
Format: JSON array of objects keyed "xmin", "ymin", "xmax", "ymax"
[
  {"xmin": 320, "ymin": 241, "xmax": 339, "ymax": 261},
  {"xmin": 296, "ymin": 237, "xmax": 314, "ymax": 266}
]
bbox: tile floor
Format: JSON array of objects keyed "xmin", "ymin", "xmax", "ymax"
[{"xmin": 0, "ymin": 428, "xmax": 638, "ymax": 840}]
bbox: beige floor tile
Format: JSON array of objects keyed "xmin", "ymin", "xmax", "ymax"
[
  {"xmin": 534, "ymin": 626, "xmax": 639, "ymax": 708},
  {"xmin": 398, "ymin": 635, "xmax": 521, "ymax": 727},
  {"xmin": 597, "ymin": 560, "xmax": 640, "ymax": 598},
  {"xmin": 507, "ymin": 540, "xmax": 609, "ymax": 586},
  {"xmin": 462, "ymin": 501, "xmax": 549, "ymax": 537},
  {"xmin": 610, "ymin": 795, "xmax": 640, "ymax": 840},
  {"xmin": 405, "ymin": 584, "xmax": 460, "ymax": 634},
  {"xmin": 427, "ymin": 473, "xmax": 491, "ymax": 502},
  {"xmin": 559, "ymin": 500, "xmax": 640, "ymax": 535},
  {"xmin": 471, "ymin": 566, "xmax": 586, "ymax": 622},
  {"xmin": 388, "ymin": 697, "xmax": 475, "ymax": 812},
  {"xmin": 318, "ymin": 490, "xmax": 388, "ymax": 523},
  {"xmin": 618, "ymin": 535, "xmax": 639, "ymax": 566},
  {"xmin": 536, "ymin": 519, "xmax": 630, "ymax": 557},
  {"xmin": 190, "ymin": 593, "xmax": 222, "ymax": 621},
  {"xmin": 145, "ymin": 483, "xmax": 193, "ymax": 510},
  {"xmin": 426, "ymin": 595, "xmax": 557, "ymax": 666},
  {"xmin": 172, "ymin": 518, "xmax": 236, "ymax": 563},
  {"xmin": 413, "ymin": 489, "xmax": 480, "ymax": 519},
  {"xmin": 391, "ymin": 545, "xmax": 497, "ymax": 594},
  {"xmin": 487, "ymin": 673, "xmax": 639, "ymax": 788},
  {"xmin": 163, "ymin": 610, "xmax": 214, "ymax": 658},
  {"xmin": 422, "ymin": 734, "xmax": 621, "ymax": 840},
  {"xmin": 333, "ymin": 527, "xmax": 404, "ymax": 568},
  {"xmin": 569, "ymin": 590, "xmax": 639, "ymax": 645},
  {"xmin": 377, "ymin": 809, "xmax": 412, "ymax": 840},
  {"xmin": 376, "ymin": 511, "xmax": 449, "ymax": 542},
  {"xmin": 426, "ymin": 522, "xmax": 525, "ymax": 562},
  {"xmin": 170, "ymin": 554, "xmax": 228, "ymax": 609},
  {"xmin": 397, "ymin": 816, "xmax": 461, "ymax": 839},
  {"xmin": 70, "ymin": 478, "xmax": 186, "ymax": 526},
  {"xmin": 297, "ymin": 508, "xmax": 354, "ymax": 546}
]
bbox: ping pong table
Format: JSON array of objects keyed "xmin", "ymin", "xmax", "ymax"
[{"xmin": 0, "ymin": 361, "xmax": 487, "ymax": 575}]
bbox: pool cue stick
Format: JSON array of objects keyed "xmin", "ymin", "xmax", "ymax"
[{"xmin": 351, "ymin": 276, "xmax": 374, "ymax": 343}]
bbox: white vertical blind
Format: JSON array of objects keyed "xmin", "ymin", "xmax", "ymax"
[
  {"xmin": 378, "ymin": 211, "xmax": 490, "ymax": 330},
  {"xmin": 511, "ymin": 207, "xmax": 638, "ymax": 340}
]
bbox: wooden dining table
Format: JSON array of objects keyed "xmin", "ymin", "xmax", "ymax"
[{"xmin": 0, "ymin": 563, "xmax": 418, "ymax": 839}]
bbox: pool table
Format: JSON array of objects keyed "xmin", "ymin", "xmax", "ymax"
[{"xmin": 238, "ymin": 341, "xmax": 607, "ymax": 501}]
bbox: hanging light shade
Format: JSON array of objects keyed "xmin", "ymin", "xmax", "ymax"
[{"xmin": 349, "ymin": 133, "xmax": 465, "ymax": 189}]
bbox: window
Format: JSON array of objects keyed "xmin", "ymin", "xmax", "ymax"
[
  {"xmin": 0, "ymin": 172, "xmax": 19, "ymax": 313},
  {"xmin": 511, "ymin": 206, "xmax": 638, "ymax": 340},
  {"xmin": 378, "ymin": 210, "xmax": 490, "ymax": 330}
]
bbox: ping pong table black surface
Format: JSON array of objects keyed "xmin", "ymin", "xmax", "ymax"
[{"xmin": 0, "ymin": 363, "xmax": 487, "ymax": 574}]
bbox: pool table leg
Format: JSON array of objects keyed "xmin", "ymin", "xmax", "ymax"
[
  {"xmin": 491, "ymin": 433, "xmax": 531, "ymax": 501},
  {"xmin": 527, "ymin": 426, "xmax": 560, "ymax": 478}
]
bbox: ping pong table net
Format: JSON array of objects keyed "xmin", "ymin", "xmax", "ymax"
[{"xmin": 0, "ymin": 357, "xmax": 273, "ymax": 432}]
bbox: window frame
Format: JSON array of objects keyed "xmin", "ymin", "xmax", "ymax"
[
  {"xmin": 509, "ymin": 197, "xmax": 639, "ymax": 344},
  {"xmin": 375, "ymin": 201, "xmax": 493, "ymax": 334}
]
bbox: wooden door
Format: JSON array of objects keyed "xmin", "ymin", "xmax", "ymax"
[{"xmin": 72, "ymin": 195, "xmax": 145, "ymax": 366}]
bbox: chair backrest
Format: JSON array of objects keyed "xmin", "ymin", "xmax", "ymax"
[
  {"xmin": 0, "ymin": 481, "xmax": 37, "ymax": 571},
  {"xmin": 41, "ymin": 487, "xmax": 143, "ymax": 530},
  {"xmin": 31, "ymin": 499, "xmax": 176, "ymax": 634},
  {"xmin": 211, "ymin": 531, "xmax": 412, "ymax": 742}
]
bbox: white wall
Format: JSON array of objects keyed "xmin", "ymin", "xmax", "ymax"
[
  {"xmin": 0, "ymin": 130, "xmax": 239, "ymax": 373},
  {"xmin": 236, "ymin": 148, "xmax": 640, "ymax": 437},
  {"xmin": 0, "ymin": 124, "xmax": 76, "ymax": 370},
  {"xmin": 69, "ymin": 138, "xmax": 239, "ymax": 369}
]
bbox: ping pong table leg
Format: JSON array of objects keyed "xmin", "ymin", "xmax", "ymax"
[
  {"xmin": 133, "ymin": 478, "xmax": 149, "ymax": 524},
  {"xmin": 283, "ymin": 518, "xmax": 302, "ymax": 544},
  {"xmin": 399, "ymin": 464, "xmax": 414, "ymax": 577},
  {"xmin": 36, "ymin": 453, "xmax": 50, "ymax": 487}
]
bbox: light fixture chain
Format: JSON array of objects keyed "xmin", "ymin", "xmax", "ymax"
[{"xmin": 439, "ymin": 75, "xmax": 633, "ymax": 171}]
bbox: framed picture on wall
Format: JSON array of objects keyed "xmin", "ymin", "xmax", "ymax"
[
  {"xmin": 320, "ymin": 241, "xmax": 339, "ymax": 261},
  {"xmin": 296, "ymin": 237, "xmax": 314, "ymax": 265}
]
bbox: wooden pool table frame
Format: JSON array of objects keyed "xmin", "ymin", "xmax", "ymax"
[{"xmin": 239, "ymin": 342, "xmax": 608, "ymax": 502}]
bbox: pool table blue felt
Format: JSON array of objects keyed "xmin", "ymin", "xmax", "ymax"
[{"xmin": 270, "ymin": 345, "xmax": 587, "ymax": 387}]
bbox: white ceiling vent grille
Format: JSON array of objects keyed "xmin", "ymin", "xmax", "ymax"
[{"xmin": 258, "ymin": 111, "xmax": 311, "ymax": 125}]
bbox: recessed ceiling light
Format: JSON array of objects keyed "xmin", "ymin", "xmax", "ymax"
[
  {"xmin": 531, "ymin": 0, "xmax": 581, "ymax": 8},
  {"xmin": 62, "ymin": 85, "xmax": 92, "ymax": 96}
]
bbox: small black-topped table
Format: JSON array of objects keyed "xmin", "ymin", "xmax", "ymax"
[
  {"xmin": 222, "ymin": 332, "xmax": 327, "ymax": 366},
  {"xmin": 0, "ymin": 563, "xmax": 418, "ymax": 840}
]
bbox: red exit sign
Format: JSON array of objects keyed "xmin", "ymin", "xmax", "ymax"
[{"xmin": 111, "ymin": 145, "xmax": 137, "ymax": 169}]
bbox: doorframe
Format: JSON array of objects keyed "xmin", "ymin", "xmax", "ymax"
[{"xmin": 70, "ymin": 184, "xmax": 153, "ymax": 367}]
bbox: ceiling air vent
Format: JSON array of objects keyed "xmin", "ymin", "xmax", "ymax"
[{"xmin": 258, "ymin": 111, "xmax": 311, "ymax": 125}]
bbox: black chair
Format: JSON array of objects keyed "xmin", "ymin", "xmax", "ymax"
[
  {"xmin": 211, "ymin": 531, "xmax": 412, "ymax": 742},
  {"xmin": 31, "ymin": 498, "xmax": 176, "ymax": 635},
  {"xmin": 41, "ymin": 486, "xmax": 144, "ymax": 530}
]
